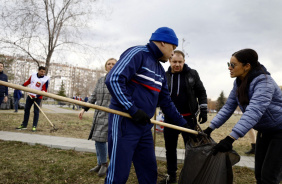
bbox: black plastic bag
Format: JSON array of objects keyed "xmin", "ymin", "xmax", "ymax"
[{"xmin": 179, "ymin": 135, "xmax": 240, "ymax": 184}]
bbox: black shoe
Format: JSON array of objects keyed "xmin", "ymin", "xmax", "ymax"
[
  {"xmin": 245, "ymin": 143, "xmax": 256, "ymax": 155},
  {"xmin": 159, "ymin": 174, "xmax": 177, "ymax": 184}
]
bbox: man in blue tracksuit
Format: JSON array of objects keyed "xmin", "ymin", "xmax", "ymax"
[{"xmin": 105, "ymin": 27, "xmax": 189, "ymax": 184}]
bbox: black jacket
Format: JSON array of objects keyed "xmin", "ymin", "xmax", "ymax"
[
  {"xmin": 165, "ymin": 64, "xmax": 207, "ymax": 117},
  {"xmin": 0, "ymin": 71, "xmax": 8, "ymax": 97}
]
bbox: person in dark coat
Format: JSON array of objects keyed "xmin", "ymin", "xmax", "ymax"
[
  {"xmin": 159, "ymin": 50, "xmax": 207, "ymax": 184},
  {"xmin": 79, "ymin": 58, "xmax": 117, "ymax": 177},
  {"xmin": 0, "ymin": 62, "xmax": 8, "ymax": 106},
  {"xmin": 13, "ymin": 89, "xmax": 22, "ymax": 112}
]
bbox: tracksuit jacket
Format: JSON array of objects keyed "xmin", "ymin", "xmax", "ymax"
[{"xmin": 104, "ymin": 41, "xmax": 186, "ymax": 184}]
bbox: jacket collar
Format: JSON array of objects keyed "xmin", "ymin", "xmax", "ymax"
[
  {"xmin": 37, "ymin": 73, "xmax": 44, "ymax": 78},
  {"xmin": 146, "ymin": 41, "xmax": 163, "ymax": 61}
]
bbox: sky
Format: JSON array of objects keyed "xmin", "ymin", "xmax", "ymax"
[
  {"xmin": 77, "ymin": 0, "xmax": 282, "ymax": 100},
  {"xmin": 6, "ymin": 0, "xmax": 282, "ymax": 101}
]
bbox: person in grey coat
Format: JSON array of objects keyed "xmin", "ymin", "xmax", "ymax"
[
  {"xmin": 204, "ymin": 48, "xmax": 282, "ymax": 184},
  {"xmin": 79, "ymin": 58, "xmax": 117, "ymax": 177}
]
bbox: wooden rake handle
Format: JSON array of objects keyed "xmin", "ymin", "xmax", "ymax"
[{"xmin": 0, "ymin": 81, "xmax": 202, "ymax": 135}]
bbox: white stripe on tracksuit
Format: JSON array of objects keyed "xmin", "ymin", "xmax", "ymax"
[
  {"xmin": 109, "ymin": 46, "xmax": 148, "ymax": 110},
  {"xmin": 106, "ymin": 114, "xmax": 119, "ymax": 184}
]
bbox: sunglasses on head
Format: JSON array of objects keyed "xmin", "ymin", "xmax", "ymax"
[{"xmin": 227, "ymin": 62, "xmax": 235, "ymax": 69}]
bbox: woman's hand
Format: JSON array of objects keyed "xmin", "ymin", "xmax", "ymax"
[{"xmin": 78, "ymin": 109, "xmax": 85, "ymax": 120}]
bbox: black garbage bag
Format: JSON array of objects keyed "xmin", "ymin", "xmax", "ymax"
[{"xmin": 179, "ymin": 135, "xmax": 240, "ymax": 184}]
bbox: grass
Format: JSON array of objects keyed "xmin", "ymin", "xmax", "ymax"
[
  {"xmin": 0, "ymin": 109, "xmax": 256, "ymax": 183},
  {"xmin": 0, "ymin": 140, "xmax": 255, "ymax": 184}
]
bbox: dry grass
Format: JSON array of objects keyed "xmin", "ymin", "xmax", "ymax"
[
  {"xmin": 0, "ymin": 109, "xmax": 256, "ymax": 183},
  {"xmin": 0, "ymin": 140, "xmax": 255, "ymax": 184},
  {"xmin": 0, "ymin": 110, "xmax": 253, "ymax": 155}
]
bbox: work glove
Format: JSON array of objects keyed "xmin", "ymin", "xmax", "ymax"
[
  {"xmin": 212, "ymin": 136, "xmax": 235, "ymax": 155},
  {"xmin": 182, "ymin": 123, "xmax": 202, "ymax": 142},
  {"xmin": 198, "ymin": 106, "xmax": 208, "ymax": 124},
  {"xmin": 203, "ymin": 127, "xmax": 213, "ymax": 138},
  {"xmin": 131, "ymin": 109, "xmax": 151, "ymax": 126}
]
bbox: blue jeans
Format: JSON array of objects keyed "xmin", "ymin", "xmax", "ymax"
[
  {"xmin": 14, "ymin": 98, "xmax": 19, "ymax": 112},
  {"xmin": 255, "ymin": 131, "xmax": 282, "ymax": 184},
  {"xmin": 95, "ymin": 141, "xmax": 108, "ymax": 165},
  {"xmin": 22, "ymin": 96, "xmax": 41, "ymax": 127}
]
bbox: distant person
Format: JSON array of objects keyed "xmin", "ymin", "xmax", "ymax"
[
  {"xmin": 72, "ymin": 95, "xmax": 77, "ymax": 110},
  {"xmin": 13, "ymin": 89, "xmax": 22, "ymax": 112},
  {"xmin": 245, "ymin": 128, "xmax": 257, "ymax": 154},
  {"xmin": 0, "ymin": 62, "xmax": 8, "ymax": 106},
  {"xmin": 76, "ymin": 94, "xmax": 82, "ymax": 110},
  {"xmin": 105, "ymin": 27, "xmax": 189, "ymax": 184},
  {"xmin": 159, "ymin": 50, "xmax": 207, "ymax": 184},
  {"xmin": 84, "ymin": 96, "xmax": 89, "ymax": 103},
  {"xmin": 16, "ymin": 66, "xmax": 50, "ymax": 132},
  {"xmin": 204, "ymin": 49, "xmax": 282, "ymax": 184},
  {"xmin": 79, "ymin": 58, "xmax": 117, "ymax": 177}
]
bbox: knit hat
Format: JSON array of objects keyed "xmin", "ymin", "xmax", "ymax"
[{"xmin": 149, "ymin": 27, "xmax": 178, "ymax": 46}]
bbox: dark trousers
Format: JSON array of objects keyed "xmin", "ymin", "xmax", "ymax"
[
  {"xmin": 255, "ymin": 131, "xmax": 282, "ymax": 184},
  {"xmin": 163, "ymin": 116, "xmax": 196, "ymax": 177},
  {"xmin": 0, "ymin": 96, "xmax": 4, "ymax": 106},
  {"xmin": 22, "ymin": 96, "xmax": 41, "ymax": 127},
  {"xmin": 14, "ymin": 98, "xmax": 19, "ymax": 112}
]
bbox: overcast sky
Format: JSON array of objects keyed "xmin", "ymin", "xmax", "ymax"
[{"xmin": 73, "ymin": 0, "xmax": 282, "ymax": 100}]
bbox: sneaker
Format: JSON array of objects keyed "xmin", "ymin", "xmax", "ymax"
[
  {"xmin": 16, "ymin": 125, "xmax": 27, "ymax": 130},
  {"xmin": 32, "ymin": 126, "xmax": 36, "ymax": 132},
  {"xmin": 158, "ymin": 174, "xmax": 177, "ymax": 184}
]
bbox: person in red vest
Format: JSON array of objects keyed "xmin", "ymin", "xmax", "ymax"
[{"xmin": 16, "ymin": 66, "xmax": 49, "ymax": 132}]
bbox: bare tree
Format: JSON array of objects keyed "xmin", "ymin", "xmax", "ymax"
[{"xmin": 0, "ymin": 0, "xmax": 103, "ymax": 74}]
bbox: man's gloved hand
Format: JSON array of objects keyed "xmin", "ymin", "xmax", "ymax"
[
  {"xmin": 131, "ymin": 109, "xmax": 151, "ymax": 126},
  {"xmin": 203, "ymin": 127, "xmax": 213, "ymax": 138},
  {"xmin": 198, "ymin": 106, "xmax": 208, "ymax": 124},
  {"xmin": 212, "ymin": 136, "xmax": 235, "ymax": 155},
  {"xmin": 182, "ymin": 123, "xmax": 198, "ymax": 142}
]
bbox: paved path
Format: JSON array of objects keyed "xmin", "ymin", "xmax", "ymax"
[
  {"xmin": 0, "ymin": 131, "xmax": 254, "ymax": 169},
  {"xmin": 0, "ymin": 104, "xmax": 254, "ymax": 169}
]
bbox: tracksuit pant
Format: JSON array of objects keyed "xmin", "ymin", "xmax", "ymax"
[{"xmin": 105, "ymin": 113, "xmax": 157, "ymax": 184}]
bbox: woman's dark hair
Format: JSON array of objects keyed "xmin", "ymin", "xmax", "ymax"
[{"xmin": 232, "ymin": 49, "xmax": 261, "ymax": 105}]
